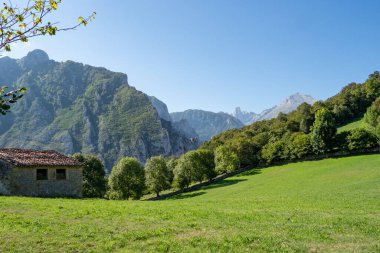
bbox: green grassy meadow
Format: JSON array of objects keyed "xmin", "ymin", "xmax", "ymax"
[
  {"xmin": 1, "ymin": 154, "xmax": 380, "ymax": 252},
  {"xmin": 338, "ymin": 117, "xmax": 365, "ymax": 132}
]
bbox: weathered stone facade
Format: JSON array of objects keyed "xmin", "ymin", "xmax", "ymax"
[
  {"xmin": 0, "ymin": 149, "xmax": 83, "ymax": 198},
  {"xmin": 0, "ymin": 160, "xmax": 11, "ymax": 195},
  {"xmin": 7, "ymin": 166, "xmax": 83, "ymax": 197}
]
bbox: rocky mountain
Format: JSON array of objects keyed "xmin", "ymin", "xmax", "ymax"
[
  {"xmin": 170, "ymin": 110, "xmax": 244, "ymax": 142},
  {"xmin": 148, "ymin": 96, "xmax": 171, "ymax": 122},
  {"xmin": 234, "ymin": 93, "xmax": 317, "ymax": 125},
  {"xmin": 0, "ymin": 50, "xmax": 198, "ymax": 172},
  {"xmin": 232, "ymin": 107, "xmax": 258, "ymax": 125},
  {"xmin": 148, "ymin": 96, "xmax": 199, "ymax": 141}
]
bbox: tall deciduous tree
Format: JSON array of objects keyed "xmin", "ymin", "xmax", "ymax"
[
  {"xmin": 364, "ymin": 97, "xmax": 380, "ymax": 128},
  {"xmin": 173, "ymin": 155, "xmax": 193, "ymax": 190},
  {"xmin": 107, "ymin": 157, "xmax": 145, "ymax": 200},
  {"xmin": 71, "ymin": 153, "xmax": 106, "ymax": 198},
  {"xmin": 0, "ymin": 0, "xmax": 95, "ymax": 114},
  {"xmin": 310, "ymin": 108, "xmax": 336, "ymax": 154},
  {"xmin": 145, "ymin": 156, "xmax": 171, "ymax": 197}
]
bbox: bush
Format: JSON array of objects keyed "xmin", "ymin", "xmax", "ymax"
[
  {"xmin": 332, "ymin": 131, "xmax": 350, "ymax": 151},
  {"xmin": 289, "ymin": 133, "xmax": 312, "ymax": 159},
  {"xmin": 347, "ymin": 128, "xmax": 378, "ymax": 151},
  {"xmin": 261, "ymin": 139, "xmax": 286, "ymax": 163}
]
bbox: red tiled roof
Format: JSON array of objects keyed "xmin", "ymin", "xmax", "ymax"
[{"xmin": 0, "ymin": 148, "xmax": 82, "ymax": 167}]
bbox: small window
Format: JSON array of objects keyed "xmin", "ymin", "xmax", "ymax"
[
  {"xmin": 56, "ymin": 169, "xmax": 66, "ymax": 180},
  {"xmin": 36, "ymin": 169, "xmax": 48, "ymax": 180}
]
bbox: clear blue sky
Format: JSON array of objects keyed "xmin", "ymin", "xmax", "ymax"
[{"xmin": 4, "ymin": 0, "xmax": 380, "ymax": 113}]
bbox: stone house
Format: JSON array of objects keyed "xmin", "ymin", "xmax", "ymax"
[{"xmin": 0, "ymin": 148, "xmax": 83, "ymax": 197}]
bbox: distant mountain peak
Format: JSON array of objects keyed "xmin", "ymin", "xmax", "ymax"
[
  {"xmin": 234, "ymin": 92, "xmax": 317, "ymax": 125},
  {"xmin": 24, "ymin": 49, "xmax": 49, "ymax": 61},
  {"xmin": 19, "ymin": 49, "xmax": 49, "ymax": 69}
]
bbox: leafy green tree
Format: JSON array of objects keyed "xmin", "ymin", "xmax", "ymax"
[
  {"xmin": 310, "ymin": 108, "xmax": 336, "ymax": 154},
  {"xmin": 145, "ymin": 156, "xmax": 171, "ymax": 197},
  {"xmin": 165, "ymin": 156, "xmax": 178, "ymax": 184},
  {"xmin": 364, "ymin": 71, "xmax": 380, "ymax": 101},
  {"xmin": 0, "ymin": 86, "xmax": 27, "ymax": 115},
  {"xmin": 173, "ymin": 155, "xmax": 193, "ymax": 189},
  {"xmin": 172, "ymin": 149, "xmax": 216, "ymax": 187},
  {"xmin": 297, "ymin": 103, "xmax": 314, "ymax": 133},
  {"xmin": 107, "ymin": 157, "xmax": 145, "ymax": 200},
  {"xmin": 261, "ymin": 139, "xmax": 286, "ymax": 163},
  {"xmin": 364, "ymin": 97, "xmax": 380, "ymax": 128},
  {"xmin": 71, "ymin": 153, "xmax": 106, "ymax": 198},
  {"xmin": 196, "ymin": 149, "xmax": 216, "ymax": 181},
  {"xmin": 230, "ymin": 138, "xmax": 260, "ymax": 166},
  {"xmin": 214, "ymin": 146, "xmax": 240, "ymax": 174},
  {"xmin": 184, "ymin": 151, "xmax": 204, "ymax": 183},
  {"xmin": 289, "ymin": 133, "xmax": 311, "ymax": 159},
  {"xmin": 0, "ymin": 0, "xmax": 95, "ymax": 114},
  {"xmin": 347, "ymin": 128, "xmax": 378, "ymax": 151}
]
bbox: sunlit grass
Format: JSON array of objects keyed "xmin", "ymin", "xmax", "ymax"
[{"xmin": 0, "ymin": 154, "xmax": 379, "ymax": 252}]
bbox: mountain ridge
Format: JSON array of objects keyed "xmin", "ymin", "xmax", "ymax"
[
  {"xmin": 233, "ymin": 93, "xmax": 317, "ymax": 125},
  {"xmin": 170, "ymin": 109, "xmax": 244, "ymax": 142},
  {"xmin": 0, "ymin": 50, "xmax": 198, "ymax": 171}
]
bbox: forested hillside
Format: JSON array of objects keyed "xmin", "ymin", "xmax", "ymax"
[
  {"xmin": 0, "ymin": 50, "xmax": 198, "ymax": 171},
  {"xmin": 202, "ymin": 71, "xmax": 380, "ymax": 167}
]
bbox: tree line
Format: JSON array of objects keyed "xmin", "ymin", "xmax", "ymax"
[{"xmin": 71, "ymin": 146, "xmax": 240, "ymax": 199}]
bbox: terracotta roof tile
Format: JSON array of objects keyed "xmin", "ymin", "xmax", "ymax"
[{"xmin": 0, "ymin": 148, "xmax": 82, "ymax": 167}]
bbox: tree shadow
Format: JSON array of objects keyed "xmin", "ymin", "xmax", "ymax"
[
  {"xmin": 235, "ymin": 168, "xmax": 262, "ymax": 177},
  {"xmin": 169, "ymin": 191, "xmax": 206, "ymax": 200},
  {"xmin": 200, "ymin": 178, "xmax": 247, "ymax": 190}
]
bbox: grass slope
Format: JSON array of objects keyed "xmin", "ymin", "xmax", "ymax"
[
  {"xmin": 1, "ymin": 154, "xmax": 380, "ymax": 252},
  {"xmin": 338, "ymin": 117, "xmax": 365, "ymax": 132}
]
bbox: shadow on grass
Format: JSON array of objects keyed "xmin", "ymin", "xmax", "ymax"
[
  {"xmin": 201, "ymin": 178, "xmax": 247, "ymax": 190},
  {"xmin": 235, "ymin": 168, "xmax": 262, "ymax": 177},
  {"xmin": 170, "ymin": 191, "xmax": 206, "ymax": 200}
]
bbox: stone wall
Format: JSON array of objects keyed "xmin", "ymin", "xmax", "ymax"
[
  {"xmin": 10, "ymin": 166, "xmax": 83, "ymax": 198},
  {"xmin": 0, "ymin": 160, "xmax": 12, "ymax": 195}
]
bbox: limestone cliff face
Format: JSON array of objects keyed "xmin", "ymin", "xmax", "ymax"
[
  {"xmin": 148, "ymin": 96, "xmax": 171, "ymax": 122},
  {"xmin": 170, "ymin": 110, "xmax": 244, "ymax": 142},
  {"xmin": 0, "ymin": 50, "xmax": 197, "ymax": 172}
]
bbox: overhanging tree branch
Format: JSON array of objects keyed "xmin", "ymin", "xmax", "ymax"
[{"xmin": 0, "ymin": 0, "xmax": 95, "ymax": 116}]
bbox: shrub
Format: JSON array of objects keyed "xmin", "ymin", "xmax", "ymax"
[
  {"xmin": 261, "ymin": 139, "xmax": 286, "ymax": 163},
  {"xmin": 289, "ymin": 133, "xmax": 312, "ymax": 159},
  {"xmin": 347, "ymin": 128, "xmax": 378, "ymax": 151}
]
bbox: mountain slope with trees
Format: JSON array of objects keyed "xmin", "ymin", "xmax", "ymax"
[
  {"xmin": 201, "ymin": 71, "xmax": 380, "ymax": 167},
  {"xmin": 0, "ymin": 50, "xmax": 198, "ymax": 172}
]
